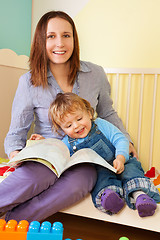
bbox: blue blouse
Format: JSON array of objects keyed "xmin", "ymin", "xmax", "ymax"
[{"xmin": 4, "ymin": 61, "xmax": 130, "ymax": 156}]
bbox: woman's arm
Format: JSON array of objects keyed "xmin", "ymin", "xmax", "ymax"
[
  {"xmin": 4, "ymin": 73, "xmax": 34, "ymax": 157},
  {"xmin": 95, "ymin": 68, "xmax": 138, "ymax": 158},
  {"xmin": 95, "ymin": 68, "xmax": 138, "ymax": 159},
  {"xmin": 96, "ymin": 69, "xmax": 131, "ymax": 140},
  {"xmin": 79, "ymin": 62, "xmax": 138, "ymax": 158},
  {"xmin": 9, "ymin": 150, "xmax": 20, "ymax": 160}
]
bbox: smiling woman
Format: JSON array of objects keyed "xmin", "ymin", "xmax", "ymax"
[
  {"xmin": 46, "ymin": 18, "xmax": 74, "ymax": 64},
  {"xmin": 1, "ymin": 10, "xmax": 137, "ymax": 223},
  {"xmin": 29, "ymin": 11, "xmax": 80, "ymax": 89},
  {"xmin": 46, "ymin": 18, "xmax": 74, "ymax": 92}
]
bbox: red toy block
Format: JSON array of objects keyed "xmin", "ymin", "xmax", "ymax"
[
  {"xmin": 0, "ymin": 219, "xmax": 29, "ymax": 240},
  {"xmin": 144, "ymin": 167, "xmax": 155, "ymax": 178},
  {"xmin": 0, "ymin": 166, "xmax": 15, "ymax": 176}
]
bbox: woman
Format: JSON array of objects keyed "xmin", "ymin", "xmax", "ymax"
[{"xmin": 1, "ymin": 11, "xmax": 137, "ymax": 222}]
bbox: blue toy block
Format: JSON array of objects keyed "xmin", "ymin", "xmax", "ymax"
[
  {"xmin": 0, "ymin": 219, "xmax": 82, "ymax": 240},
  {"xmin": 27, "ymin": 221, "xmax": 63, "ymax": 240},
  {"xmin": 65, "ymin": 238, "xmax": 82, "ymax": 240}
]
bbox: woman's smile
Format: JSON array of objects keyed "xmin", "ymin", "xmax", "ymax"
[
  {"xmin": 53, "ymin": 51, "xmax": 66, "ymax": 55},
  {"xmin": 46, "ymin": 18, "xmax": 74, "ymax": 66}
]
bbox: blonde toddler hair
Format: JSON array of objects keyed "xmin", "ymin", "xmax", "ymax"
[{"xmin": 49, "ymin": 93, "xmax": 94, "ymax": 135}]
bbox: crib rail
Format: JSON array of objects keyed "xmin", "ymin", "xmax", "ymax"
[{"xmin": 105, "ymin": 68, "xmax": 160, "ymax": 171}]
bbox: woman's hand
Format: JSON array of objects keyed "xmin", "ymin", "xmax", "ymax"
[
  {"xmin": 9, "ymin": 150, "xmax": 22, "ymax": 167},
  {"xmin": 113, "ymin": 155, "xmax": 125, "ymax": 174},
  {"xmin": 9, "ymin": 150, "xmax": 20, "ymax": 160},
  {"xmin": 9, "ymin": 161, "xmax": 22, "ymax": 167},
  {"xmin": 129, "ymin": 142, "xmax": 138, "ymax": 159},
  {"xmin": 29, "ymin": 134, "xmax": 45, "ymax": 140}
]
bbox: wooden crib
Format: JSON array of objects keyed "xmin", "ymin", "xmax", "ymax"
[{"xmin": 106, "ymin": 68, "xmax": 160, "ymax": 171}]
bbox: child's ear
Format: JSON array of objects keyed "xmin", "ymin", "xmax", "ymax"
[{"xmin": 88, "ymin": 111, "xmax": 93, "ymax": 120}]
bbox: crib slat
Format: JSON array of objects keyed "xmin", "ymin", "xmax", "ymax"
[
  {"xmin": 137, "ymin": 74, "xmax": 144, "ymax": 156},
  {"xmin": 114, "ymin": 73, "xmax": 119, "ymax": 111},
  {"xmin": 125, "ymin": 73, "xmax": 131, "ymax": 131},
  {"xmin": 149, "ymin": 74, "xmax": 158, "ymax": 169}
]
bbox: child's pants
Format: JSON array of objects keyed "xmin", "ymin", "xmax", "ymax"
[
  {"xmin": 92, "ymin": 158, "xmax": 160, "ymax": 213},
  {"xmin": 68, "ymin": 122, "xmax": 160, "ymax": 213}
]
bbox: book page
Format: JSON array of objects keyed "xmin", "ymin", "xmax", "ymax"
[
  {"xmin": 9, "ymin": 139, "xmax": 70, "ymax": 177},
  {"xmin": 9, "ymin": 139, "xmax": 117, "ymax": 177},
  {"xmin": 17, "ymin": 158, "xmax": 58, "ymax": 176},
  {"xmin": 63, "ymin": 148, "xmax": 117, "ymax": 173}
]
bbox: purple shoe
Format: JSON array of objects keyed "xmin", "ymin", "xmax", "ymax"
[
  {"xmin": 101, "ymin": 189, "xmax": 125, "ymax": 214},
  {"xmin": 136, "ymin": 194, "xmax": 157, "ymax": 217}
]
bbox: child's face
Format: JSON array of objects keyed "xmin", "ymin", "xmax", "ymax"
[{"xmin": 60, "ymin": 109, "xmax": 92, "ymax": 139}]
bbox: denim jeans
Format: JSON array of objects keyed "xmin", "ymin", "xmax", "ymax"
[{"xmin": 68, "ymin": 122, "xmax": 160, "ymax": 213}]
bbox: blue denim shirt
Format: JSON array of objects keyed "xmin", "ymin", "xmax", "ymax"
[{"xmin": 4, "ymin": 61, "xmax": 131, "ymax": 156}]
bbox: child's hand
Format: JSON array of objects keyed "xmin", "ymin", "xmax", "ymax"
[
  {"xmin": 113, "ymin": 155, "xmax": 125, "ymax": 174},
  {"xmin": 29, "ymin": 134, "xmax": 45, "ymax": 140}
]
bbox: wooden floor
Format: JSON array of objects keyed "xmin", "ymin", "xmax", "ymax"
[{"xmin": 45, "ymin": 212, "xmax": 160, "ymax": 240}]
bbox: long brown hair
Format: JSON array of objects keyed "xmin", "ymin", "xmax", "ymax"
[{"xmin": 29, "ymin": 11, "xmax": 80, "ymax": 88}]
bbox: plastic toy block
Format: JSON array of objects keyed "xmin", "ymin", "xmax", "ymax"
[
  {"xmin": 145, "ymin": 167, "xmax": 155, "ymax": 178},
  {"xmin": 153, "ymin": 174, "xmax": 160, "ymax": 186},
  {"xmin": 0, "ymin": 219, "xmax": 29, "ymax": 240},
  {"xmin": 27, "ymin": 221, "xmax": 63, "ymax": 240},
  {"xmin": 0, "ymin": 157, "xmax": 9, "ymax": 163}
]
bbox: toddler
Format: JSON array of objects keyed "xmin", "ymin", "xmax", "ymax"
[{"xmin": 31, "ymin": 93, "xmax": 160, "ymax": 217}]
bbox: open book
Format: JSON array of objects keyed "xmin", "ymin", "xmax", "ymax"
[{"xmin": 9, "ymin": 138, "xmax": 117, "ymax": 177}]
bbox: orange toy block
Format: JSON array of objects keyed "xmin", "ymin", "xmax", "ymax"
[
  {"xmin": 0, "ymin": 219, "xmax": 29, "ymax": 240},
  {"xmin": 153, "ymin": 174, "xmax": 160, "ymax": 186}
]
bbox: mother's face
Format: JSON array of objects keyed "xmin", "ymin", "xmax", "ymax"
[{"xmin": 46, "ymin": 17, "xmax": 74, "ymax": 66}]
